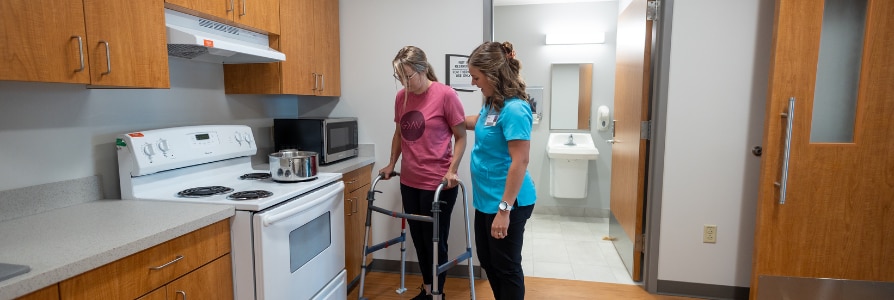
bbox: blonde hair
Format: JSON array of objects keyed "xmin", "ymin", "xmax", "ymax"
[{"xmin": 392, "ymin": 46, "xmax": 438, "ymax": 110}]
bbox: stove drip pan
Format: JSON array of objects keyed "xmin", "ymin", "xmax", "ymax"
[
  {"xmin": 178, "ymin": 186, "xmax": 234, "ymax": 198},
  {"xmin": 240, "ymin": 173, "xmax": 272, "ymax": 180},
  {"xmin": 227, "ymin": 190, "xmax": 274, "ymax": 200}
]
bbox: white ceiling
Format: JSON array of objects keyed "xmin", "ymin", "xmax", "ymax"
[{"xmin": 494, "ymin": 0, "xmax": 613, "ymax": 6}]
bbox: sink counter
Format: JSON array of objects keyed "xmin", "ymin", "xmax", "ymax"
[{"xmin": 0, "ymin": 200, "xmax": 234, "ymax": 299}]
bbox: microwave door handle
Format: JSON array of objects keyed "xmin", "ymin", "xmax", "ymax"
[{"xmin": 261, "ymin": 182, "xmax": 345, "ymax": 227}]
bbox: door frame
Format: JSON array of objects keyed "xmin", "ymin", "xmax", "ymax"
[{"xmin": 641, "ymin": 0, "xmax": 673, "ymax": 293}]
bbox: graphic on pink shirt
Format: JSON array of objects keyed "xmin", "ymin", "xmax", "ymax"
[{"xmin": 400, "ymin": 111, "xmax": 425, "ymax": 141}]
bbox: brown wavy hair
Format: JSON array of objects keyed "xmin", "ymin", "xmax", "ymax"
[{"xmin": 468, "ymin": 41, "xmax": 529, "ymax": 112}]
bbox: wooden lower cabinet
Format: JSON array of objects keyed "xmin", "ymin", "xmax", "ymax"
[
  {"xmin": 343, "ymin": 164, "xmax": 373, "ymax": 288},
  {"xmin": 58, "ymin": 220, "xmax": 232, "ymax": 300},
  {"xmin": 16, "ymin": 284, "xmax": 59, "ymax": 300},
  {"xmin": 136, "ymin": 254, "xmax": 234, "ymax": 300}
]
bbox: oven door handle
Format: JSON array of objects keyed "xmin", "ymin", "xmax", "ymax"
[{"xmin": 261, "ymin": 182, "xmax": 345, "ymax": 227}]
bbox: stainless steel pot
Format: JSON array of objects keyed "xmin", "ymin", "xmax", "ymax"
[{"xmin": 269, "ymin": 150, "xmax": 318, "ymax": 182}]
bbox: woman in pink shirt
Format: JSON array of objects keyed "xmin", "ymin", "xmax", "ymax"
[{"xmin": 378, "ymin": 46, "xmax": 467, "ymax": 300}]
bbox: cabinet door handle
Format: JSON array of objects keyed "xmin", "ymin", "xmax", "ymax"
[
  {"xmin": 71, "ymin": 36, "xmax": 84, "ymax": 72},
  {"xmin": 352, "ymin": 197, "xmax": 359, "ymax": 213},
  {"xmin": 99, "ymin": 40, "xmax": 111, "ymax": 75},
  {"xmin": 312, "ymin": 73, "xmax": 319, "ymax": 91},
  {"xmin": 176, "ymin": 290, "xmax": 187, "ymax": 300},
  {"xmin": 346, "ymin": 198, "xmax": 354, "ymax": 216},
  {"xmin": 241, "ymin": 0, "xmax": 246, "ymax": 16},
  {"xmin": 228, "ymin": 0, "xmax": 234, "ymax": 13},
  {"xmin": 319, "ymin": 74, "xmax": 325, "ymax": 91},
  {"xmin": 150, "ymin": 255, "xmax": 184, "ymax": 270}
]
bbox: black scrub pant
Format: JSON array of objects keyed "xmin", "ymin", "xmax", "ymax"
[
  {"xmin": 474, "ymin": 203, "xmax": 533, "ymax": 300},
  {"xmin": 401, "ymin": 184, "xmax": 458, "ymax": 293}
]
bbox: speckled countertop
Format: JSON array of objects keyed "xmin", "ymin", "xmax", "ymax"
[{"xmin": 0, "ymin": 200, "xmax": 234, "ymax": 299}]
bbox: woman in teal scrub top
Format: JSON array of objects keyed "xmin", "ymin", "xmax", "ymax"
[{"xmin": 464, "ymin": 41, "xmax": 536, "ymax": 300}]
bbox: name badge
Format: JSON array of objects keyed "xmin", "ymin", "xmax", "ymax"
[{"xmin": 485, "ymin": 114, "xmax": 497, "ymax": 126}]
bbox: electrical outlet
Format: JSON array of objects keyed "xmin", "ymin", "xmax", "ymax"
[{"xmin": 703, "ymin": 225, "xmax": 717, "ymax": 243}]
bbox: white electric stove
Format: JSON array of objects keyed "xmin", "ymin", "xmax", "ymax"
[{"xmin": 116, "ymin": 125, "xmax": 347, "ymax": 300}]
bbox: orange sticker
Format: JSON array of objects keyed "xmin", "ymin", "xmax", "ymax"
[
  {"xmin": 128, "ymin": 133, "xmax": 144, "ymax": 138},
  {"xmin": 204, "ymin": 39, "xmax": 214, "ymax": 47}
]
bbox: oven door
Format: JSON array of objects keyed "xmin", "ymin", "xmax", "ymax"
[{"xmin": 252, "ymin": 181, "xmax": 345, "ymax": 300}]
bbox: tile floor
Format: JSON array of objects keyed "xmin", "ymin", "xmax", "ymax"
[{"xmin": 521, "ymin": 213, "xmax": 636, "ymax": 285}]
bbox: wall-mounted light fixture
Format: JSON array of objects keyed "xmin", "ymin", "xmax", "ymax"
[{"xmin": 545, "ymin": 31, "xmax": 606, "ymax": 45}]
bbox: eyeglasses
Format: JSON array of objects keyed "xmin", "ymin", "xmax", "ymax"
[{"xmin": 393, "ymin": 71, "xmax": 418, "ymax": 82}]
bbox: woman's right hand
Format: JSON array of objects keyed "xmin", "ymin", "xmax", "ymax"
[{"xmin": 379, "ymin": 165, "xmax": 396, "ymax": 180}]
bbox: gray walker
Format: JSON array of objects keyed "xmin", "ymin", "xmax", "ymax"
[{"xmin": 357, "ymin": 172, "xmax": 476, "ymax": 300}]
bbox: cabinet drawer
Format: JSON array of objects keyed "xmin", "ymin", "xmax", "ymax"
[
  {"xmin": 60, "ymin": 220, "xmax": 231, "ymax": 300},
  {"xmin": 343, "ymin": 164, "xmax": 372, "ymax": 193}
]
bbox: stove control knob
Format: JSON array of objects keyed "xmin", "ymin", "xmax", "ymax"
[
  {"xmin": 242, "ymin": 132, "xmax": 253, "ymax": 144},
  {"xmin": 141, "ymin": 143, "xmax": 156, "ymax": 162},
  {"xmin": 156, "ymin": 139, "xmax": 171, "ymax": 156},
  {"xmin": 233, "ymin": 132, "xmax": 243, "ymax": 145}
]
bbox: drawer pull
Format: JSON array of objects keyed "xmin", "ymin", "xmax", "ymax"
[
  {"xmin": 150, "ymin": 255, "xmax": 184, "ymax": 270},
  {"xmin": 346, "ymin": 179, "xmax": 357, "ymax": 184},
  {"xmin": 176, "ymin": 290, "xmax": 187, "ymax": 299}
]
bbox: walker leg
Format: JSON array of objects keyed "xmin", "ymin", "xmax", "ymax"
[{"xmin": 397, "ymin": 217, "xmax": 407, "ymax": 294}]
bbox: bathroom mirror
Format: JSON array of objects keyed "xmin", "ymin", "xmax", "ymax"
[{"xmin": 550, "ymin": 63, "xmax": 593, "ymax": 130}]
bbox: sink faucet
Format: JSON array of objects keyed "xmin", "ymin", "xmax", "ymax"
[{"xmin": 565, "ymin": 134, "xmax": 576, "ymax": 146}]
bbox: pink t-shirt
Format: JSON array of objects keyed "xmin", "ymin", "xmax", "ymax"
[{"xmin": 394, "ymin": 81, "xmax": 465, "ymax": 190}]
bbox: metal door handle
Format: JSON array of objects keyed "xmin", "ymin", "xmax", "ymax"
[
  {"xmin": 346, "ymin": 198, "xmax": 353, "ymax": 216},
  {"xmin": 312, "ymin": 73, "xmax": 318, "ymax": 91},
  {"xmin": 319, "ymin": 74, "xmax": 325, "ymax": 91},
  {"xmin": 99, "ymin": 41, "xmax": 111, "ymax": 75},
  {"xmin": 774, "ymin": 97, "xmax": 795, "ymax": 204},
  {"xmin": 71, "ymin": 36, "xmax": 84, "ymax": 72}
]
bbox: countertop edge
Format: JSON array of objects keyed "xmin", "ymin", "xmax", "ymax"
[{"xmin": 0, "ymin": 201, "xmax": 235, "ymax": 299}]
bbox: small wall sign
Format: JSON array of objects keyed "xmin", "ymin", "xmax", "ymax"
[{"xmin": 445, "ymin": 54, "xmax": 474, "ymax": 92}]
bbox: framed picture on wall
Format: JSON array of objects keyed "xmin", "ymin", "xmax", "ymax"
[{"xmin": 445, "ymin": 54, "xmax": 475, "ymax": 92}]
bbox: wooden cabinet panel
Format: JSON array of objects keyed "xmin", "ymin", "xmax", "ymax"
[
  {"xmin": 83, "ymin": 0, "xmax": 170, "ymax": 88},
  {"xmin": 223, "ymin": 0, "xmax": 339, "ymax": 96},
  {"xmin": 60, "ymin": 220, "xmax": 230, "ymax": 300},
  {"xmin": 135, "ymin": 287, "xmax": 166, "ymax": 300},
  {"xmin": 343, "ymin": 164, "xmax": 373, "ymax": 286},
  {"xmin": 165, "ymin": 0, "xmax": 280, "ymax": 34},
  {"xmin": 0, "ymin": 0, "xmax": 90, "ymax": 84},
  {"xmin": 16, "ymin": 284, "xmax": 59, "ymax": 300},
  {"xmin": 167, "ymin": 254, "xmax": 234, "ymax": 300}
]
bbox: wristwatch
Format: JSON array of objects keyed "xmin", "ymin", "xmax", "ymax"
[{"xmin": 498, "ymin": 201, "xmax": 513, "ymax": 212}]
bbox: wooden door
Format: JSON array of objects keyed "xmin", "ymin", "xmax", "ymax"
[
  {"xmin": 83, "ymin": 0, "xmax": 169, "ymax": 88},
  {"xmin": 750, "ymin": 0, "xmax": 894, "ymax": 298},
  {"xmin": 0, "ymin": 0, "xmax": 90, "ymax": 84},
  {"xmin": 608, "ymin": 0, "xmax": 652, "ymax": 282},
  {"xmin": 282, "ymin": 0, "xmax": 318, "ymax": 95},
  {"xmin": 314, "ymin": 0, "xmax": 341, "ymax": 96}
]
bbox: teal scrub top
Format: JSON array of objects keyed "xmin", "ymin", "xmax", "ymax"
[{"xmin": 470, "ymin": 98, "xmax": 537, "ymax": 214}]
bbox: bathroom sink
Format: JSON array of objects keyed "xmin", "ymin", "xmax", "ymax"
[{"xmin": 547, "ymin": 133, "xmax": 599, "ymax": 160}]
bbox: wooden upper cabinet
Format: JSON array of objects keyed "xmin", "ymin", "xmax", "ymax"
[
  {"xmin": 223, "ymin": 0, "xmax": 340, "ymax": 96},
  {"xmin": 0, "ymin": 0, "xmax": 169, "ymax": 88},
  {"xmin": 0, "ymin": 0, "xmax": 90, "ymax": 84},
  {"xmin": 165, "ymin": 0, "xmax": 280, "ymax": 34},
  {"xmin": 83, "ymin": 0, "xmax": 170, "ymax": 88}
]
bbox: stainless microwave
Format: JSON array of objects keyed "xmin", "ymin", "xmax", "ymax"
[{"xmin": 273, "ymin": 117, "xmax": 359, "ymax": 165}]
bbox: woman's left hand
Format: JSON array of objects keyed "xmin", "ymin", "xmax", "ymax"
[
  {"xmin": 491, "ymin": 213, "xmax": 510, "ymax": 239},
  {"xmin": 443, "ymin": 172, "xmax": 459, "ymax": 188}
]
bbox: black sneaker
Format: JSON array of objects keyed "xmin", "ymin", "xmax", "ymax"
[{"xmin": 411, "ymin": 285, "xmax": 432, "ymax": 300}]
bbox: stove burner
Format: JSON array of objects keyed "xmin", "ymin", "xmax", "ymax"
[
  {"xmin": 227, "ymin": 190, "xmax": 274, "ymax": 200},
  {"xmin": 240, "ymin": 172, "xmax": 272, "ymax": 180},
  {"xmin": 177, "ymin": 186, "xmax": 234, "ymax": 198}
]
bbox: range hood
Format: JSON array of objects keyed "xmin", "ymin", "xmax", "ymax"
[{"xmin": 165, "ymin": 9, "xmax": 285, "ymax": 64}]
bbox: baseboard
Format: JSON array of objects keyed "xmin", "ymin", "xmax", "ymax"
[
  {"xmin": 368, "ymin": 258, "xmax": 484, "ymax": 279},
  {"xmin": 657, "ymin": 280, "xmax": 750, "ymax": 300}
]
